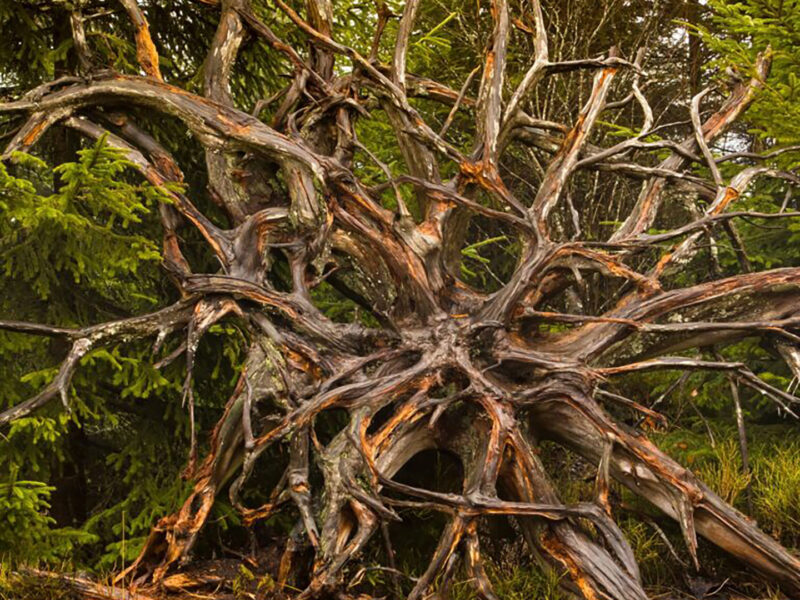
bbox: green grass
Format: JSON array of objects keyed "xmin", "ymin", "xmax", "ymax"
[
  {"xmin": 655, "ymin": 425, "xmax": 800, "ymax": 549},
  {"xmin": 695, "ymin": 438, "xmax": 752, "ymax": 505},
  {"xmin": 447, "ymin": 561, "xmax": 565, "ymax": 600},
  {"xmin": 752, "ymin": 443, "xmax": 800, "ymax": 545}
]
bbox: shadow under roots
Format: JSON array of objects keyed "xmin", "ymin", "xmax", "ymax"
[
  {"xmin": 379, "ymin": 450, "xmax": 464, "ymax": 589},
  {"xmin": 184, "ymin": 441, "xmax": 293, "ymax": 566}
]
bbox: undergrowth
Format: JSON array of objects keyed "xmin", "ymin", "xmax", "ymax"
[{"xmin": 656, "ymin": 425, "xmax": 800, "ymax": 550}]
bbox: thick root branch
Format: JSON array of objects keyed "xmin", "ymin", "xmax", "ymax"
[{"xmin": 531, "ymin": 392, "xmax": 800, "ymax": 594}]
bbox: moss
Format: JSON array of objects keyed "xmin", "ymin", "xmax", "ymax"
[{"xmin": 0, "ymin": 570, "xmax": 77, "ymax": 600}]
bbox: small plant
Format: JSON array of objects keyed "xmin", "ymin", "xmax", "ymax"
[
  {"xmin": 0, "ymin": 479, "xmax": 96, "ymax": 565},
  {"xmin": 232, "ymin": 564, "xmax": 256, "ymax": 600}
]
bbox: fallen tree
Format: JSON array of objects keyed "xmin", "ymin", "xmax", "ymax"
[{"xmin": 2, "ymin": 0, "xmax": 800, "ymax": 598}]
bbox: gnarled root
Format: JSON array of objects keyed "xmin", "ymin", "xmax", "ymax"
[{"xmin": 529, "ymin": 390, "xmax": 800, "ymax": 595}]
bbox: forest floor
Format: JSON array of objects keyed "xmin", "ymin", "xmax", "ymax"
[{"xmin": 1, "ymin": 561, "xmax": 792, "ymax": 600}]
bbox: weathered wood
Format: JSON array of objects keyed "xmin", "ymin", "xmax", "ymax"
[
  {"xmin": 2, "ymin": 2, "xmax": 800, "ymax": 599},
  {"xmin": 16, "ymin": 568, "xmax": 158, "ymax": 600}
]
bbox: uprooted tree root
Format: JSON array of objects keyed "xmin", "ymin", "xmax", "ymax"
[{"xmin": 2, "ymin": 0, "xmax": 800, "ymax": 598}]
